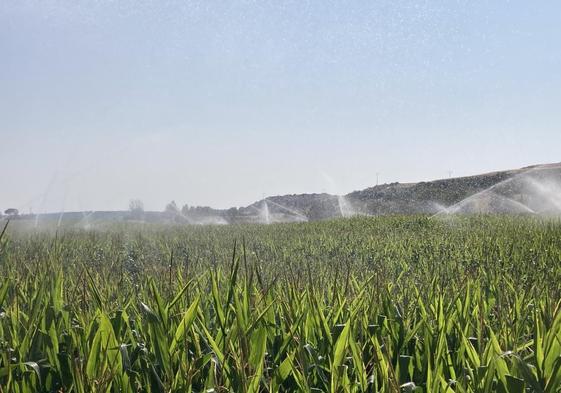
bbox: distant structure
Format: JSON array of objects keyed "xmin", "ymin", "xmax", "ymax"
[{"xmin": 4, "ymin": 208, "xmax": 19, "ymax": 217}]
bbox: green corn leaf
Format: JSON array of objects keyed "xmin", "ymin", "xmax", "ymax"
[{"xmin": 170, "ymin": 296, "xmax": 200, "ymax": 355}]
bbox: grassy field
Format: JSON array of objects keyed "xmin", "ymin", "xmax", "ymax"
[{"xmin": 1, "ymin": 215, "xmax": 561, "ymax": 392}]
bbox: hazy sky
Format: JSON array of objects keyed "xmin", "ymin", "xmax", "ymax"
[{"xmin": 1, "ymin": 1, "xmax": 560, "ymax": 213}]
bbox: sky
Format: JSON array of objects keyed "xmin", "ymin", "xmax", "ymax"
[{"xmin": 1, "ymin": 1, "xmax": 560, "ymax": 213}]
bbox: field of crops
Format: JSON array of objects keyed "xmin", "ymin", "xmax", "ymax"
[{"xmin": 1, "ymin": 215, "xmax": 561, "ymax": 392}]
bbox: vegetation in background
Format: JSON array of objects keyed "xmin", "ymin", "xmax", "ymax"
[{"xmin": 1, "ymin": 216, "xmax": 561, "ymax": 392}]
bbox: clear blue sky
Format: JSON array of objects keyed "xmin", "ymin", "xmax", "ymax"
[{"xmin": 1, "ymin": 1, "xmax": 560, "ymax": 213}]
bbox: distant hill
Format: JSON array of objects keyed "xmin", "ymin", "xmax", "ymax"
[
  {"xmin": 5, "ymin": 162, "xmax": 561, "ymax": 227},
  {"xmin": 240, "ymin": 162, "xmax": 561, "ymax": 222},
  {"xmin": 347, "ymin": 163, "xmax": 561, "ymax": 216}
]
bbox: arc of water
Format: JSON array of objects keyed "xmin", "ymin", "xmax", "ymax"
[
  {"xmin": 248, "ymin": 201, "xmax": 271, "ymax": 224},
  {"xmin": 57, "ymin": 211, "xmax": 65, "ymax": 228},
  {"xmin": 262, "ymin": 200, "xmax": 270, "ymax": 224},
  {"xmin": 499, "ymin": 194, "xmax": 536, "ymax": 214},
  {"xmin": 337, "ymin": 195, "xmax": 357, "ymax": 218},
  {"xmin": 265, "ymin": 199, "xmax": 308, "ymax": 221},
  {"xmin": 77, "ymin": 210, "xmax": 97, "ymax": 228},
  {"xmin": 431, "ymin": 166, "xmax": 542, "ymax": 218},
  {"xmin": 524, "ymin": 178, "xmax": 561, "ymax": 212}
]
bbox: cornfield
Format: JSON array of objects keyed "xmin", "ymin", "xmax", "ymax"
[{"xmin": 1, "ymin": 215, "xmax": 561, "ymax": 392}]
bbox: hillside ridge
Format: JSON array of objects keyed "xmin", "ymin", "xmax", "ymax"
[{"xmin": 6, "ymin": 162, "xmax": 561, "ymax": 225}]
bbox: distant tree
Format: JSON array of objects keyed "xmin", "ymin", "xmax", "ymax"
[
  {"xmin": 129, "ymin": 199, "xmax": 144, "ymax": 213},
  {"xmin": 165, "ymin": 200, "xmax": 180, "ymax": 215},
  {"xmin": 4, "ymin": 208, "xmax": 19, "ymax": 217},
  {"xmin": 128, "ymin": 199, "xmax": 144, "ymax": 220},
  {"xmin": 181, "ymin": 204, "xmax": 190, "ymax": 216}
]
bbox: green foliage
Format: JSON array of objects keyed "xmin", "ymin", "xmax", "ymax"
[{"xmin": 1, "ymin": 215, "xmax": 561, "ymax": 392}]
